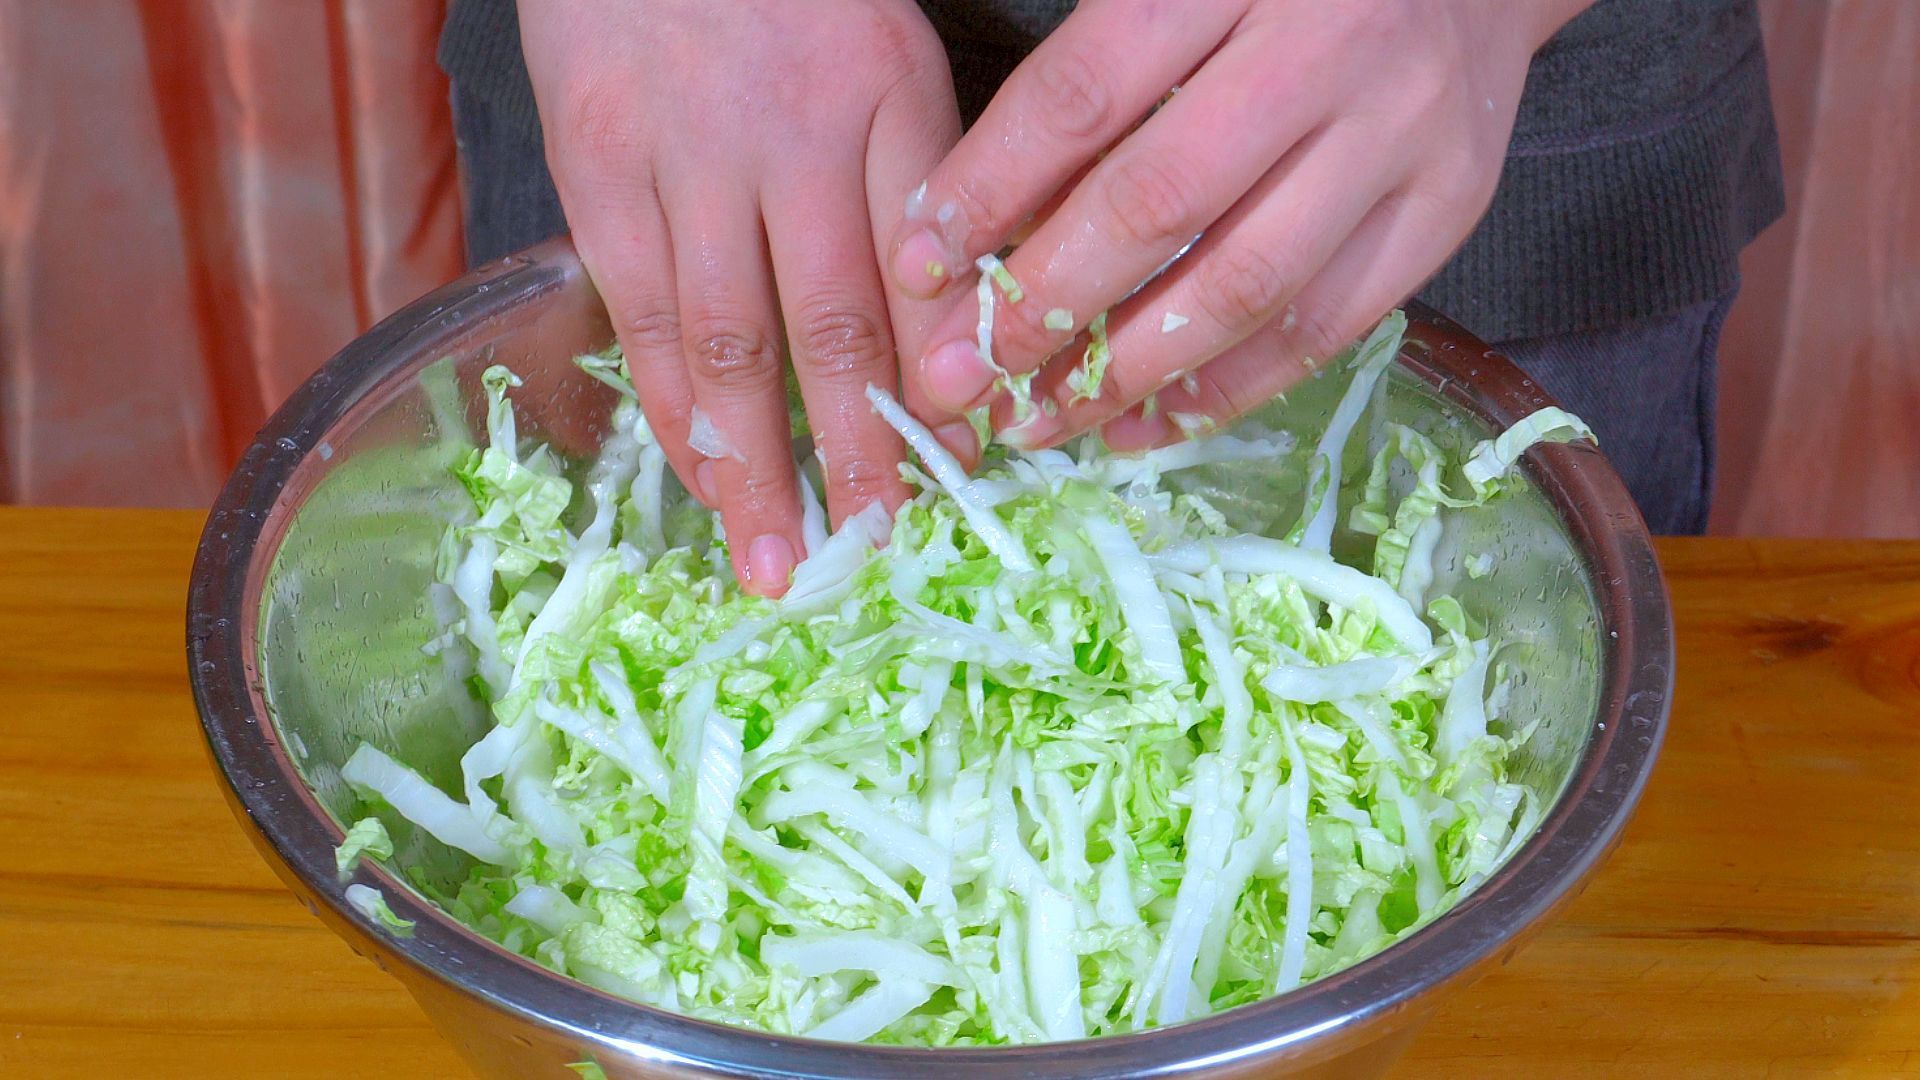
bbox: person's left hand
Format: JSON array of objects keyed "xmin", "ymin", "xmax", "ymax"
[
  {"xmin": 887, "ymin": 0, "xmax": 1589, "ymax": 450},
  {"xmin": 519, "ymin": 0, "xmax": 963, "ymax": 597}
]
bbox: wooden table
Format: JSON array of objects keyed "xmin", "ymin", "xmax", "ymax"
[{"xmin": 2, "ymin": 508, "xmax": 1915, "ymax": 1077}]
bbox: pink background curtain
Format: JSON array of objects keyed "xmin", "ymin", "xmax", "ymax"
[
  {"xmin": 0, "ymin": 0, "xmax": 461, "ymax": 506},
  {"xmin": 1713, "ymin": 1, "xmax": 1920, "ymax": 537},
  {"xmin": 0, "ymin": 0, "xmax": 1914, "ymax": 532}
]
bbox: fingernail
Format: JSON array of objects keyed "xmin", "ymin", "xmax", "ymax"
[
  {"xmin": 923, "ymin": 339, "xmax": 995, "ymax": 412},
  {"xmin": 1103, "ymin": 411, "xmax": 1172, "ymax": 452},
  {"xmin": 745, "ymin": 534, "xmax": 796, "ymax": 594},
  {"xmin": 692, "ymin": 460, "xmax": 717, "ymax": 506},
  {"xmin": 933, "ymin": 420, "xmax": 979, "ymax": 461},
  {"xmin": 893, "ymin": 227, "xmax": 952, "ymax": 296}
]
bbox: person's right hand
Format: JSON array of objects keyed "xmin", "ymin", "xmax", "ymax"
[{"xmin": 519, "ymin": 0, "xmax": 962, "ymax": 596}]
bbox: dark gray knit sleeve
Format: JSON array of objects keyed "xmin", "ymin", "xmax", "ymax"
[{"xmin": 1416, "ymin": 0, "xmax": 1784, "ymax": 339}]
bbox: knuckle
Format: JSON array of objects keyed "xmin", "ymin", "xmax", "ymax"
[
  {"xmin": 1215, "ymin": 386, "xmax": 1264, "ymax": 426},
  {"xmin": 729, "ymin": 458, "xmax": 801, "ymax": 514},
  {"xmin": 1287, "ymin": 304, "xmax": 1353, "ymax": 362},
  {"xmin": 1099, "ymin": 155, "xmax": 1205, "ymax": 248},
  {"xmin": 1437, "ymin": 148, "xmax": 1498, "ymax": 208},
  {"xmin": 1182, "ymin": 353, "xmax": 1276, "ymax": 424},
  {"xmin": 1329, "ymin": 1, "xmax": 1401, "ymax": 56},
  {"xmin": 1390, "ymin": 174, "xmax": 1484, "ymax": 255},
  {"xmin": 616, "ymin": 307, "xmax": 681, "ymax": 355},
  {"xmin": 1185, "ymin": 371, "xmax": 1254, "ymax": 424},
  {"xmin": 994, "ymin": 296, "xmax": 1066, "ymax": 362},
  {"xmin": 715, "ymin": 455, "xmax": 797, "ymax": 510},
  {"xmin": 1095, "ymin": 365, "xmax": 1158, "ymax": 417},
  {"xmin": 950, "ymin": 172, "xmax": 1012, "ymax": 238},
  {"xmin": 860, "ymin": 9, "xmax": 946, "ymax": 89},
  {"xmin": 552, "ymin": 78, "xmax": 645, "ymax": 166},
  {"xmin": 1194, "ymin": 244, "xmax": 1292, "ymax": 330},
  {"xmin": 1213, "ymin": 365, "xmax": 1274, "ymax": 422},
  {"xmin": 791, "ymin": 301, "xmax": 888, "ymax": 378},
  {"xmin": 1396, "ymin": 53, "xmax": 1454, "ymax": 119},
  {"xmin": 1031, "ymin": 44, "xmax": 1117, "ymax": 141},
  {"xmin": 737, "ymin": 464, "xmax": 788, "ymax": 501},
  {"xmin": 827, "ymin": 450, "xmax": 901, "ymax": 500},
  {"xmin": 1105, "ymin": 356, "xmax": 1195, "ymax": 414},
  {"xmin": 685, "ymin": 316, "xmax": 779, "ymax": 391}
]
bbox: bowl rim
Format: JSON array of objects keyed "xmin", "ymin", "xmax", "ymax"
[{"xmin": 187, "ymin": 238, "xmax": 1671, "ymax": 1077}]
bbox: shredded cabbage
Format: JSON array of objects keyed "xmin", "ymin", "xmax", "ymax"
[
  {"xmin": 337, "ymin": 317, "xmax": 1591, "ymax": 1045},
  {"xmin": 686, "ymin": 407, "xmax": 744, "ymax": 463},
  {"xmin": 976, "ymin": 253, "xmax": 1025, "ymax": 305},
  {"xmin": 345, "ymin": 883, "xmax": 415, "ymax": 935},
  {"xmin": 972, "ymin": 254, "xmax": 1041, "ymax": 424},
  {"xmin": 335, "ymin": 816, "xmax": 393, "ymax": 874},
  {"xmin": 1065, "ymin": 312, "xmax": 1112, "ymax": 404}
]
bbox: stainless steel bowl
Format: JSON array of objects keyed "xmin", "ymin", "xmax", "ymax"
[{"xmin": 187, "ymin": 238, "xmax": 1670, "ymax": 1078}]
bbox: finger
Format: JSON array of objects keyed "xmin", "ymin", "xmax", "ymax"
[
  {"xmin": 910, "ymin": 24, "xmax": 1333, "ymax": 419},
  {"xmin": 907, "ymin": 164, "xmax": 1095, "ymax": 455},
  {"xmin": 562, "ymin": 184, "xmax": 718, "ymax": 506},
  {"xmin": 661, "ymin": 178, "xmax": 805, "ymax": 596},
  {"xmin": 518, "ymin": 9, "xmax": 707, "ymax": 487},
  {"xmin": 1005, "ymin": 120, "xmax": 1393, "ymax": 446},
  {"xmin": 886, "ymin": 0, "xmax": 1239, "ymax": 298},
  {"xmin": 764, "ymin": 166, "xmax": 914, "ymax": 527},
  {"xmin": 1102, "ymin": 180, "xmax": 1484, "ymax": 451},
  {"xmin": 1094, "ymin": 316, "xmax": 1311, "ymax": 453},
  {"xmin": 1004, "ymin": 155, "xmax": 1097, "ymax": 247},
  {"xmin": 865, "ymin": 70, "xmax": 981, "ymax": 471}
]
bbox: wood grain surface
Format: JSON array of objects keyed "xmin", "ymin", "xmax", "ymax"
[{"xmin": 1, "ymin": 508, "xmax": 1915, "ymax": 1077}]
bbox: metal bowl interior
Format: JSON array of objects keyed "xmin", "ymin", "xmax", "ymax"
[{"xmin": 188, "ymin": 238, "xmax": 1670, "ymax": 1079}]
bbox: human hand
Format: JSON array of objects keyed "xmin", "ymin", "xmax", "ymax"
[
  {"xmin": 888, "ymin": 0, "xmax": 1590, "ymax": 450},
  {"xmin": 520, "ymin": 0, "xmax": 962, "ymax": 595}
]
